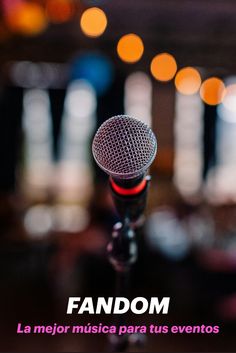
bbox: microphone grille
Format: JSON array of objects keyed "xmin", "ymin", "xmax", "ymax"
[{"xmin": 92, "ymin": 115, "xmax": 157, "ymax": 179}]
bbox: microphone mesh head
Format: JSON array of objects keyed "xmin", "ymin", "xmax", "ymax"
[{"xmin": 92, "ymin": 115, "xmax": 157, "ymax": 179}]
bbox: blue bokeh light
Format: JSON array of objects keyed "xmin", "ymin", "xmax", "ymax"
[{"xmin": 70, "ymin": 52, "xmax": 114, "ymax": 96}]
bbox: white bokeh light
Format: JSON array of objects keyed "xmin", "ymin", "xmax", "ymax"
[
  {"xmin": 58, "ymin": 79, "xmax": 96, "ymax": 203},
  {"xmin": 174, "ymin": 92, "xmax": 204, "ymax": 197},
  {"xmin": 23, "ymin": 89, "xmax": 53, "ymax": 193},
  {"xmin": 125, "ymin": 72, "xmax": 152, "ymax": 126}
]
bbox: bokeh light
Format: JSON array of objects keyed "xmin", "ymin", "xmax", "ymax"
[
  {"xmin": 125, "ymin": 72, "xmax": 152, "ymax": 126},
  {"xmin": 5, "ymin": 1, "xmax": 47, "ymax": 36},
  {"xmin": 175, "ymin": 67, "xmax": 201, "ymax": 95},
  {"xmin": 117, "ymin": 34, "xmax": 144, "ymax": 63},
  {"xmin": 46, "ymin": 0, "xmax": 75, "ymax": 24},
  {"xmin": 222, "ymin": 84, "xmax": 236, "ymax": 113},
  {"xmin": 150, "ymin": 53, "xmax": 177, "ymax": 82},
  {"xmin": 80, "ymin": 7, "xmax": 107, "ymax": 38},
  {"xmin": 24, "ymin": 205, "xmax": 53, "ymax": 237},
  {"xmin": 200, "ymin": 77, "xmax": 226, "ymax": 105},
  {"xmin": 70, "ymin": 53, "xmax": 114, "ymax": 95}
]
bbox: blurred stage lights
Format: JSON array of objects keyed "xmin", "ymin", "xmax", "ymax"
[
  {"xmin": 5, "ymin": 1, "xmax": 47, "ymax": 36},
  {"xmin": 2, "ymin": 1, "xmax": 227, "ymax": 108},
  {"xmin": 150, "ymin": 53, "xmax": 177, "ymax": 82},
  {"xmin": 175, "ymin": 67, "xmax": 201, "ymax": 95},
  {"xmin": 24, "ymin": 204, "xmax": 90, "ymax": 236},
  {"xmin": 117, "ymin": 34, "xmax": 144, "ymax": 63},
  {"xmin": 70, "ymin": 53, "xmax": 114, "ymax": 95},
  {"xmin": 46, "ymin": 0, "xmax": 75, "ymax": 24},
  {"xmin": 222, "ymin": 84, "xmax": 236, "ymax": 113},
  {"xmin": 10, "ymin": 61, "xmax": 68, "ymax": 88},
  {"xmin": 80, "ymin": 7, "xmax": 107, "ymax": 38},
  {"xmin": 200, "ymin": 77, "xmax": 226, "ymax": 106}
]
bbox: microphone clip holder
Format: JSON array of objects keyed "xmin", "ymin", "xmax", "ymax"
[
  {"xmin": 107, "ymin": 219, "xmax": 137, "ymax": 273},
  {"xmin": 110, "ymin": 175, "xmax": 151, "ymax": 226}
]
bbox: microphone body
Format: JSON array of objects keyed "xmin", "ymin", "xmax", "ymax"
[{"xmin": 110, "ymin": 175, "xmax": 150, "ymax": 222}]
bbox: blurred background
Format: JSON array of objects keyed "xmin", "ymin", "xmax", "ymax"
[{"xmin": 0, "ymin": 0, "xmax": 236, "ymax": 351}]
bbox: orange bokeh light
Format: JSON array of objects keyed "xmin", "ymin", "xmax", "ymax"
[
  {"xmin": 80, "ymin": 7, "xmax": 107, "ymax": 38},
  {"xmin": 46, "ymin": 0, "xmax": 74, "ymax": 24},
  {"xmin": 5, "ymin": 2, "xmax": 47, "ymax": 36},
  {"xmin": 150, "ymin": 53, "xmax": 177, "ymax": 82},
  {"xmin": 200, "ymin": 77, "xmax": 226, "ymax": 105},
  {"xmin": 175, "ymin": 67, "xmax": 201, "ymax": 95},
  {"xmin": 117, "ymin": 34, "xmax": 144, "ymax": 63}
]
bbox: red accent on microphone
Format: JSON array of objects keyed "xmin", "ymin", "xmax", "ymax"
[{"xmin": 110, "ymin": 178, "xmax": 147, "ymax": 196}]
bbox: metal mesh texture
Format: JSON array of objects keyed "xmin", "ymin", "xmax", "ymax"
[{"xmin": 92, "ymin": 115, "xmax": 157, "ymax": 179}]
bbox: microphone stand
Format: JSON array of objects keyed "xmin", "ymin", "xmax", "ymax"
[
  {"xmin": 107, "ymin": 176, "xmax": 151, "ymax": 352},
  {"xmin": 107, "ymin": 219, "xmax": 137, "ymax": 352}
]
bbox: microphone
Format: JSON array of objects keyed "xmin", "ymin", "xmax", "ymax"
[{"xmin": 92, "ymin": 115, "xmax": 157, "ymax": 222}]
